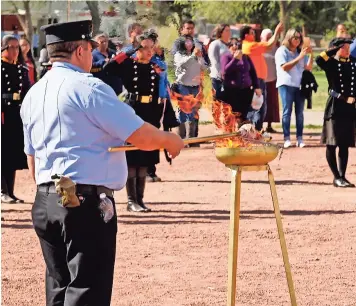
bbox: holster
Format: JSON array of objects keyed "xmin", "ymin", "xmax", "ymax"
[{"xmin": 51, "ymin": 174, "xmax": 80, "ymax": 208}]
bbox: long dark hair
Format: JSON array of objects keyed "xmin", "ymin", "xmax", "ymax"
[
  {"xmin": 176, "ymin": 35, "xmax": 195, "ymax": 55},
  {"xmin": 20, "ymin": 36, "xmax": 37, "ymax": 81}
]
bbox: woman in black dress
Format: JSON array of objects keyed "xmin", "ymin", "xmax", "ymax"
[
  {"xmin": 316, "ymin": 37, "xmax": 356, "ymax": 187},
  {"xmin": 104, "ymin": 31, "xmax": 168, "ymax": 212},
  {"xmin": 1, "ymin": 35, "xmax": 31, "ymax": 202}
]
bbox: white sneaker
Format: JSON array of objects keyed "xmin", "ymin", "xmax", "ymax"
[
  {"xmin": 296, "ymin": 141, "xmax": 306, "ymax": 148},
  {"xmin": 1, "ymin": 194, "xmax": 15, "ymax": 203},
  {"xmin": 283, "ymin": 140, "xmax": 292, "ymax": 148}
]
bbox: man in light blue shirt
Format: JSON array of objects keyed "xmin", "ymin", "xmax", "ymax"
[
  {"xmin": 350, "ymin": 38, "xmax": 356, "ymax": 58},
  {"xmin": 20, "ymin": 20, "xmax": 183, "ymax": 306}
]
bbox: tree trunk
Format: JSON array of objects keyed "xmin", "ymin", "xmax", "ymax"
[
  {"xmin": 86, "ymin": 1, "xmax": 101, "ymax": 35},
  {"xmin": 11, "ymin": 0, "xmax": 33, "ymax": 44},
  {"xmin": 279, "ymin": 0, "xmax": 302, "ymax": 34},
  {"xmin": 23, "ymin": 1, "xmax": 33, "ymax": 44},
  {"xmin": 279, "ymin": 0, "xmax": 288, "ymax": 34},
  {"xmin": 302, "ymin": 25, "xmax": 307, "ymax": 37}
]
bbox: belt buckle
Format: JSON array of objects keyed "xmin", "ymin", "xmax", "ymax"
[
  {"xmin": 13, "ymin": 93, "xmax": 20, "ymax": 100},
  {"xmin": 141, "ymin": 95, "xmax": 152, "ymax": 104}
]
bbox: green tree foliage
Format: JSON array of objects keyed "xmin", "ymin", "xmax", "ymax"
[
  {"xmin": 289, "ymin": 1, "xmax": 350, "ymax": 34},
  {"xmin": 345, "ymin": 1, "xmax": 356, "ymax": 36},
  {"xmin": 188, "ymin": 1, "xmax": 279, "ymax": 27},
  {"xmin": 149, "ymin": 0, "xmax": 193, "ymax": 31}
]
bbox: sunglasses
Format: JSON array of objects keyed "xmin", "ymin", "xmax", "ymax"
[{"xmin": 7, "ymin": 45, "xmax": 19, "ymax": 50}]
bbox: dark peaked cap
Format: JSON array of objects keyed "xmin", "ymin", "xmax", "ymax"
[
  {"xmin": 40, "ymin": 20, "xmax": 97, "ymax": 47},
  {"xmin": 328, "ymin": 37, "xmax": 353, "ymax": 48}
]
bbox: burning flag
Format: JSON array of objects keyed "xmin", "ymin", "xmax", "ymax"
[
  {"xmin": 211, "ymin": 93, "xmax": 267, "ymax": 148},
  {"xmin": 170, "ymin": 89, "xmax": 203, "ymax": 119}
]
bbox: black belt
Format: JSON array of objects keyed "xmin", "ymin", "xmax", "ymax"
[
  {"xmin": 126, "ymin": 92, "xmax": 152, "ymax": 103},
  {"xmin": 37, "ymin": 183, "xmax": 114, "ymax": 197},
  {"xmin": 2, "ymin": 93, "xmax": 21, "ymax": 101}
]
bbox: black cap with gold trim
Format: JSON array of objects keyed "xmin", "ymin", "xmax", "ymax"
[{"xmin": 40, "ymin": 20, "xmax": 97, "ymax": 47}]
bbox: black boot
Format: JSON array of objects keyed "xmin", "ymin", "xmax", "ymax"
[
  {"xmin": 126, "ymin": 177, "xmax": 145, "ymax": 212},
  {"xmin": 136, "ymin": 177, "xmax": 151, "ymax": 212}
]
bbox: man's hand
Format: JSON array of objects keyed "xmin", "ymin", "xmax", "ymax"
[
  {"xmin": 165, "ymin": 133, "xmax": 185, "ymax": 159},
  {"xmin": 127, "ymin": 122, "xmax": 184, "ymax": 158},
  {"xmin": 274, "ymin": 22, "xmax": 284, "ymax": 35}
]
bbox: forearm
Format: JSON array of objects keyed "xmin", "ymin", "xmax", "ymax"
[
  {"xmin": 27, "ymin": 155, "xmax": 35, "ymax": 182},
  {"xmin": 266, "ymin": 33, "xmax": 279, "ymax": 49},
  {"xmin": 127, "ymin": 122, "xmax": 173, "ymax": 151},
  {"xmin": 103, "ymin": 53, "xmax": 127, "ymax": 75},
  {"xmin": 305, "ymin": 54, "xmax": 313, "ymax": 71},
  {"xmin": 281, "ymin": 56, "xmax": 303, "ymax": 72}
]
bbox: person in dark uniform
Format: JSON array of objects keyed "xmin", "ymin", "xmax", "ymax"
[
  {"xmin": 20, "ymin": 20, "xmax": 184, "ymax": 306},
  {"xmin": 1, "ymin": 35, "xmax": 31, "ymax": 203},
  {"xmin": 91, "ymin": 33, "xmax": 122, "ymax": 95},
  {"xmin": 316, "ymin": 37, "xmax": 356, "ymax": 188},
  {"xmin": 104, "ymin": 31, "xmax": 173, "ymax": 212}
]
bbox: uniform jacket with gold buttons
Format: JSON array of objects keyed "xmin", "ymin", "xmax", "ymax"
[{"xmin": 316, "ymin": 52, "xmax": 356, "ymax": 120}]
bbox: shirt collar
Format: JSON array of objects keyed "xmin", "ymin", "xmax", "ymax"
[
  {"xmin": 52, "ymin": 61, "xmax": 86, "ymax": 73},
  {"xmin": 334, "ymin": 54, "xmax": 350, "ymax": 62}
]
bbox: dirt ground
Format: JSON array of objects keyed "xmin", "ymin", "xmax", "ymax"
[{"xmin": 1, "ymin": 124, "xmax": 356, "ymax": 306}]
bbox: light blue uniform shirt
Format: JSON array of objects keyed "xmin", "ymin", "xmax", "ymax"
[
  {"xmin": 350, "ymin": 39, "xmax": 356, "ymax": 58},
  {"xmin": 20, "ymin": 62, "xmax": 144, "ymax": 190},
  {"xmin": 275, "ymin": 46, "xmax": 309, "ymax": 88}
]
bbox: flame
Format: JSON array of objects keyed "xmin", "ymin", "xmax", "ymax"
[
  {"xmin": 211, "ymin": 93, "xmax": 265, "ymax": 148},
  {"xmin": 216, "ymin": 136, "xmax": 251, "ymax": 148},
  {"xmin": 212, "ymin": 98, "xmax": 242, "ymax": 133},
  {"xmin": 170, "ymin": 89, "xmax": 203, "ymax": 119}
]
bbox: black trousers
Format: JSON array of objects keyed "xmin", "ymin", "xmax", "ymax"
[
  {"xmin": 32, "ymin": 189, "xmax": 117, "ymax": 306},
  {"xmin": 1, "ymin": 169, "xmax": 16, "ymax": 196}
]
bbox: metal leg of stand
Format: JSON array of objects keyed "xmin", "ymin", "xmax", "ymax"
[
  {"xmin": 227, "ymin": 167, "xmax": 242, "ymax": 306},
  {"xmin": 267, "ymin": 165, "xmax": 297, "ymax": 306}
]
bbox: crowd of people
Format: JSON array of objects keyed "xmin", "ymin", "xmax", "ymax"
[
  {"xmin": 1, "ymin": 17, "xmax": 355, "ymax": 306},
  {"xmin": 1, "ymin": 20, "xmax": 356, "ymax": 207}
]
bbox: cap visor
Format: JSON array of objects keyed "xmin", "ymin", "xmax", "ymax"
[{"xmin": 90, "ymin": 39, "xmax": 98, "ymax": 48}]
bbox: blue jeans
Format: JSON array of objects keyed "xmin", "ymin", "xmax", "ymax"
[
  {"xmin": 176, "ymin": 84, "xmax": 199, "ymax": 139},
  {"xmin": 246, "ymin": 78, "xmax": 267, "ymax": 130},
  {"xmin": 278, "ymin": 85, "xmax": 305, "ymax": 141}
]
